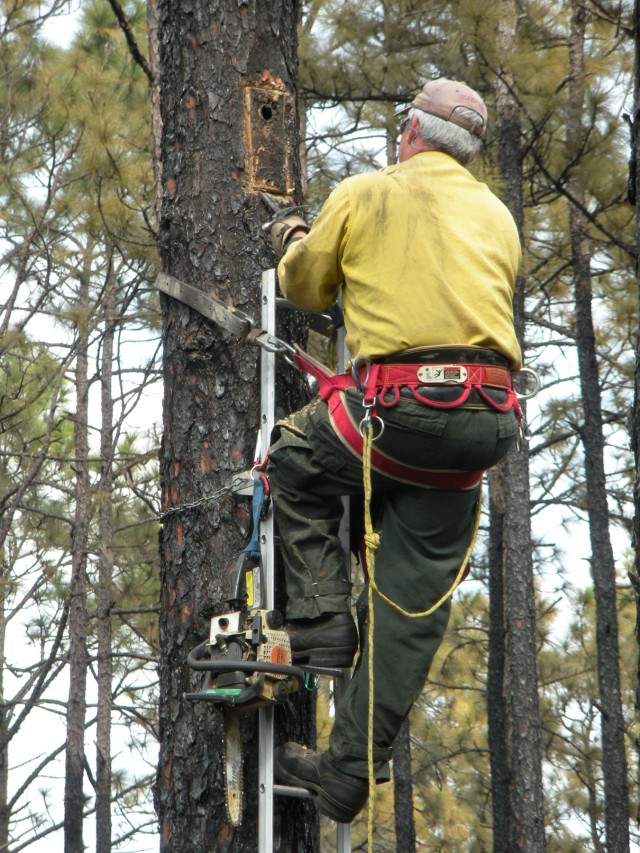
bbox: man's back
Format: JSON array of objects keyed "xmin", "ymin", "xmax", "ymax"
[{"xmin": 279, "ymin": 150, "xmax": 522, "ymax": 367}]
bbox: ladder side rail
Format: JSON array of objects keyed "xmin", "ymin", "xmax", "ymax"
[
  {"xmin": 261, "ymin": 285, "xmax": 353, "ymax": 851},
  {"xmin": 258, "ymin": 269, "xmax": 277, "ymax": 853}
]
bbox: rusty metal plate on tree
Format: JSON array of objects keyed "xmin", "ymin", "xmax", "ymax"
[{"xmin": 244, "ymin": 85, "xmax": 294, "ymax": 195}]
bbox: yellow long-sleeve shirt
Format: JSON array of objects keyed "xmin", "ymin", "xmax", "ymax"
[{"xmin": 278, "ymin": 151, "xmax": 522, "ymax": 370}]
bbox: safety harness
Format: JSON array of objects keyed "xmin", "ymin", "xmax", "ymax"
[
  {"xmin": 154, "ymin": 273, "xmax": 525, "ymax": 487},
  {"xmin": 291, "ymin": 345, "xmax": 522, "ymax": 488}
]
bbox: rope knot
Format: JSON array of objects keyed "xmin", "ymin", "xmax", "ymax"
[{"xmin": 364, "ymin": 531, "xmax": 380, "ymax": 551}]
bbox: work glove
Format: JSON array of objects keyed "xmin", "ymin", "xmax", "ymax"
[{"xmin": 270, "ymin": 215, "xmax": 309, "ymax": 257}]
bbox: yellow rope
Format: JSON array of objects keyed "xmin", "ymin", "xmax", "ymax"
[
  {"xmin": 362, "ymin": 424, "xmax": 379, "ymax": 849},
  {"xmin": 361, "ymin": 422, "xmax": 483, "ymax": 849}
]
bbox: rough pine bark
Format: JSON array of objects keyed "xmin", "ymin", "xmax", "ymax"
[
  {"xmin": 64, "ymin": 273, "xmax": 91, "ymax": 853},
  {"xmin": 486, "ymin": 466, "xmax": 509, "ymax": 852},
  {"xmin": 488, "ymin": 3, "xmax": 546, "ymax": 850},
  {"xmin": 96, "ymin": 268, "xmax": 116, "ymax": 853},
  {"xmin": 146, "ymin": 0, "xmax": 163, "ymax": 221},
  {"xmin": 393, "ymin": 718, "xmax": 416, "ymax": 852},
  {"xmin": 0, "ymin": 589, "xmax": 8, "ymax": 850},
  {"xmin": 567, "ymin": 5, "xmax": 630, "ymax": 850},
  {"xmin": 154, "ymin": 3, "xmax": 316, "ymax": 851},
  {"xmin": 632, "ymin": 0, "xmax": 640, "ymax": 719}
]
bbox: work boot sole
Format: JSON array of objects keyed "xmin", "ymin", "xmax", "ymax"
[{"xmin": 274, "ymin": 752, "xmax": 364, "ymax": 823}]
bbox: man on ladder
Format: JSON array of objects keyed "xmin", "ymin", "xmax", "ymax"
[{"xmin": 266, "ymin": 78, "xmax": 524, "ymax": 823}]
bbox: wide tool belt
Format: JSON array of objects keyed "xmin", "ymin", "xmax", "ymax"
[{"xmin": 292, "ymin": 346, "xmax": 521, "ymax": 489}]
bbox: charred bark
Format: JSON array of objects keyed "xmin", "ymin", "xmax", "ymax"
[
  {"xmin": 154, "ymin": 3, "xmax": 316, "ymax": 851},
  {"xmin": 488, "ymin": 3, "xmax": 546, "ymax": 850},
  {"xmin": 0, "ymin": 586, "xmax": 8, "ymax": 849},
  {"xmin": 96, "ymin": 266, "xmax": 116, "ymax": 853},
  {"xmin": 486, "ymin": 466, "xmax": 509, "ymax": 852},
  {"xmin": 631, "ymin": 0, "xmax": 640, "ymax": 828},
  {"xmin": 393, "ymin": 718, "xmax": 416, "ymax": 852},
  {"xmin": 64, "ymin": 272, "xmax": 91, "ymax": 853},
  {"xmin": 568, "ymin": 5, "xmax": 630, "ymax": 849}
]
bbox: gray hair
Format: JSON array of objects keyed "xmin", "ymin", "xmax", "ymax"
[{"xmin": 410, "ymin": 107, "xmax": 483, "ymax": 165}]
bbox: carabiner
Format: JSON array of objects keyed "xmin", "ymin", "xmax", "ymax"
[
  {"xmin": 251, "ymin": 330, "xmax": 297, "ymax": 358},
  {"xmin": 351, "ymin": 356, "xmax": 371, "ymax": 395}
]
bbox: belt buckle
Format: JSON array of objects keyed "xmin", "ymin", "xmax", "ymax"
[{"xmin": 416, "ymin": 364, "xmax": 468, "ymax": 384}]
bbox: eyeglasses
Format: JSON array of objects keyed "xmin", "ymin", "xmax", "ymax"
[{"xmin": 399, "ymin": 116, "xmax": 411, "ymax": 135}]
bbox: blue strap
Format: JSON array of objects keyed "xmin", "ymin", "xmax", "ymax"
[{"xmin": 243, "ymin": 476, "xmax": 265, "ymax": 560}]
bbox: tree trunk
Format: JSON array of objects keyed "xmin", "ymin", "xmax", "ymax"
[
  {"xmin": 64, "ymin": 272, "xmax": 91, "ymax": 853},
  {"xmin": 96, "ymin": 263, "xmax": 116, "ymax": 853},
  {"xmin": 487, "ymin": 466, "xmax": 509, "ymax": 852},
  {"xmin": 393, "ymin": 717, "xmax": 416, "ymax": 852},
  {"xmin": 155, "ymin": 3, "xmax": 316, "ymax": 850},
  {"xmin": 568, "ymin": 5, "xmax": 630, "ymax": 850},
  {"xmin": 631, "ymin": 0, "xmax": 640, "ymax": 828},
  {"xmin": 146, "ymin": 0, "xmax": 163, "ymax": 221},
  {"xmin": 0, "ymin": 583, "xmax": 8, "ymax": 851},
  {"xmin": 488, "ymin": 3, "xmax": 546, "ymax": 850}
]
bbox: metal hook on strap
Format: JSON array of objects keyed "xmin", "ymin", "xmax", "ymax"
[
  {"xmin": 352, "ymin": 356, "xmax": 385, "ymax": 440},
  {"xmin": 351, "ymin": 355, "xmax": 371, "ymax": 394},
  {"xmin": 248, "ymin": 329, "xmax": 296, "ymax": 357}
]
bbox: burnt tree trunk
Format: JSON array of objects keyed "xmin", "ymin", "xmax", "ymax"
[
  {"xmin": 0, "ymin": 584, "xmax": 8, "ymax": 849},
  {"xmin": 393, "ymin": 718, "xmax": 416, "ymax": 852},
  {"xmin": 631, "ymin": 0, "xmax": 640, "ymax": 827},
  {"xmin": 488, "ymin": 3, "xmax": 546, "ymax": 850},
  {"xmin": 154, "ymin": 3, "xmax": 316, "ymax": 851},
  {"xmin": 486, "ymin": 466, "xmax": 508, "ymax": 852},
  {"xmin": 96, "ymin": 262, "xmax": 115, "ymax": 853},
  {"xmin": 568, "ymin": 5, "xmax": 630, "ymax": 850},
  {"xmin": 64, "ymin": 268, "xmax": 91, "ymax": 853}
]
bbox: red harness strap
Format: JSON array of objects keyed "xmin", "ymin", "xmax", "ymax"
[
  {"xmin": 292, "ymin": 346, "xmax": 518, "ymax": 489},
  {"xmin": 328, "ymin": 391, "xmax": 484, "ymax": 489}
]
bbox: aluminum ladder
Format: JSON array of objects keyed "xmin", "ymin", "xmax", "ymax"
[{"xmin": 257, "ymin": 268, "xmax": 352, "ymax": 853}]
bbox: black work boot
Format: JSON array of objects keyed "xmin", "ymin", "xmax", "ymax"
[
  {"xmin": 274, "ymin": 743, "xmax": 368, "ymax": 823},
  {"xmin": 285, "ymin": 612, "xmax": 358, "ymax": 668}
]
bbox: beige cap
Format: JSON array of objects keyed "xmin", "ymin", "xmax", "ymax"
[{"xmin": 398, "ymin": 79, "xmax": 487, "ymax": 138}]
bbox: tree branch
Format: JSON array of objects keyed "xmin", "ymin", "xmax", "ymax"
[{"xmin": 105, "ymin": 0, "xmax": 154, "ymax": 85}]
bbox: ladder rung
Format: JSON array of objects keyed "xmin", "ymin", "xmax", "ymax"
[{"xmin": 273, "ymin": 783, "xmax": 314, "ymax": 799}]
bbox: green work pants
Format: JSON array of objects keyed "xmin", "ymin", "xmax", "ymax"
[{"xmin": 267, "ymin": 388, "xmax": 517, "ymax": 779}]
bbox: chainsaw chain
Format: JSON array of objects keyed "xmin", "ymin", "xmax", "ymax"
[{"xmin": 223, "ymin": 709, "xmax": 244, "ymax": 826}]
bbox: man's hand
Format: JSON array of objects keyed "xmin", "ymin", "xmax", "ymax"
[{"xmin": 270, "ymin": 215, "xmax": 310, "ymax": 257}]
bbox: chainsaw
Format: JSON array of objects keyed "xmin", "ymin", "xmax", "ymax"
[{"xmin": 185, "ymin": 474, "xmax": 305, "ymax": 826}]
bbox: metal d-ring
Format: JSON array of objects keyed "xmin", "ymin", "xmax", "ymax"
[{"xmin": 514, "ymin": 367, "xmax": 541, "ymax": 401}]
